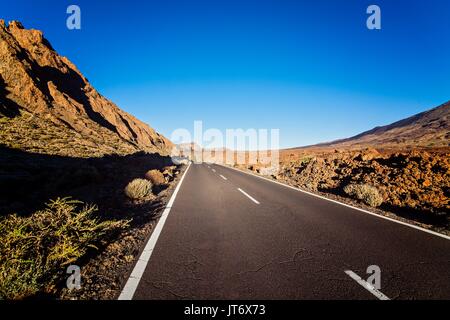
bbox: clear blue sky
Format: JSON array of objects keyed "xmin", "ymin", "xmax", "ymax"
[{"xmin": 2, "ymin": 0, "xmax": 449, "ymax": 148}]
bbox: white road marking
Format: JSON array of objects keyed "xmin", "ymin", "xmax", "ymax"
[
  {"xmin": 238, "ymin": 188, "xmax": 260, "ymax": 204},
  {"xmin": 212, "ymin": 169, "xmax": 216, "ymax": 172},
  {"xmin": 118, "ymin": 162, "xmax": 192, "ymax": 300},
  {"xmin": 219, "ymin": 175, "xmax": 227, "ymax": 180},
  {"xmin": 345, "ymin": 270, "xmax": 390, "ymax": 300},
  {"xmin": 218, "ymin": 164, "xmax": 450, "ymax": 241}
]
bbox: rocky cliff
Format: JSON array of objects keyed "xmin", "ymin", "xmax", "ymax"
[{"xmin": 0, "ymin": 20, "xmax": 173, "ymax": 157}]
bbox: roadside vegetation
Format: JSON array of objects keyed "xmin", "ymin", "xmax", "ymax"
[
  {"xmin": 0, "ymin": 198, "xmax": 128, "ymax": 300},
  {"xmin": 0, "ymin": 111, "xmax": 141, "ymax": 158},
  {"xmin": 144, "ymin": 169, "xmax": 166, "ymax": 186},
  {"xmin": 343, "ymin": 183, "xmax": 383, "ymax": 207},
  {"xmin": 125, "ymin": 166, "xmax": 178, "ymax": 201},
  {"xmin": 124, "ymin": 178, "xmax": 154, "ymax": 201}
]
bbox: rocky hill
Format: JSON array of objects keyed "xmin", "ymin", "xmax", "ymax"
[
  {"xmin": 0, "ymin": 20, "xmax": 173, "ymax": 157},
  {"xmin": 312, "ymin": 101, "xmax": 450, "ymax": 150}
]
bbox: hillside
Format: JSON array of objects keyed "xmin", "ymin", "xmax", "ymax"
[
  {"xmin": 0, "ymin": 21, "xmax": 182, "ymax": 300},
  {"xmin": 310, "ymin": 101, "xmax": 450, "ymax": 150},
  {"xmin": 225, "ymin": 101, "xmax": 449, "ymax": 230},
  {"xmin": 0, "ymin": 20, "xmax": 173, "ymax": 157}
]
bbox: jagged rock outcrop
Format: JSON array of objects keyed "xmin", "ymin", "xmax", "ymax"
[{"xmin": 0, "ymin": 20, "xmax": 173, "ymax": 156}]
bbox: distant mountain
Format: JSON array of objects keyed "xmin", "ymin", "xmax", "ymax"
[
  {"xmin": 309, "ymin": 101, "xmax": 450, "ymax": 150},
  {"xmin": 0, "ymin": 20, "xmax": 173, "ymax": 157}
]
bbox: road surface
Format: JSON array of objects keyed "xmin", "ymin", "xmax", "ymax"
[{"xmin": 124, "ymin": 163, "xmax": 450, "ymax": 300}]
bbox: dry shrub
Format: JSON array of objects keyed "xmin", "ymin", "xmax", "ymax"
[
  {"xmin": 161, "ymin": 166, "xmax": 177, "ymax": 182},
  {"xmin": 344, "ymin": 183, "xmax": 383, "ymax": 207},
  {"xmin": 144, "ymin": 169, "xmax": 166, "ymax": 186},
  {"xmin": 299, "ymin": 156, "xmax": 313, "ymax": 166},
  {"xmin": 162, "ymin": 166, "xmax": 176, "ymax": 172},
  {"xmin": 0, "ymin": 198, "xmax": 128, "ymax": 300},
  {"xmin": 124, "ymin": 178, "xmax": 153, "ymax": 200}
]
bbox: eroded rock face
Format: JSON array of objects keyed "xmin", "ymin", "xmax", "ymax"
[{"xmin": 0, "ymin": 20, "xmax": 173, "ymax": 156}]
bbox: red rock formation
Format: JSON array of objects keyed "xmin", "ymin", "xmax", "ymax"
[{"xmin": 0, "ymin": 20, "xmax": 173, "ymax": 155}]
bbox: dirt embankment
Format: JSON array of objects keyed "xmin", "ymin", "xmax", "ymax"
[
  {"xmin": 0, "ymin": 20, "xmax": 182, "ymax": 300},
  {"xmin": 0, "ymin": 145, "xmax": 186, "ymax": 299}
]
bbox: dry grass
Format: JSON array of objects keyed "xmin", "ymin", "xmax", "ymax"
[
  {"xmin": 144, "ymin": 169, "xmax": 166, "ymax": 186},
  {"xmin": 0, "ymin": 197, "xmax": 128, "ymax": 300},
  {"xmin": 344, "ymin": 183, "xmax": 384, "ymax": 207},
  {"xmin": 124, "ymin": 178, "xmax": 153, "ymax": 200},
  {"xmin": 0, "ymin": 111, "xmax": 142, "ymax": 158}
]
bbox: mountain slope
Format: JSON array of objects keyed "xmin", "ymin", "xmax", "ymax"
[
  {"xmin": 312, "ymin": 101, "xmax": 450, "ymax": 149},
  {"xmin": 0, "ymin": 20, "xmax": 172, "ymax": 157}
]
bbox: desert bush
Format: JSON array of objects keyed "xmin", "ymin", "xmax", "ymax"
[
  {"xmin": 344, "ymin": 183, "xmax": 383, "ymax": 207},
  {"xmin": 124, "ymin": 178, "xmax": 153, "ymax": 200},
  {"xmin": 144, "ymin": 169, "xmax": 166, "ymax": 186},
  {"xmin": 0, "ymin": 198, "xmax": 128, "ymax": 300},
  {"xmin": 162, "ymin": 166, "xmax": 177, "ymax": 181},
  {"xmin": 299, "ymin": 156, "xmax": 313, "ymax": 166}
]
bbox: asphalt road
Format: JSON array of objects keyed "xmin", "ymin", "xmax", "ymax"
[{"xmin": 129, "ymin": 162, "xmax": 450, "ymax": 300}]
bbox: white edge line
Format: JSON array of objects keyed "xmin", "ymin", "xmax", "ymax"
[
  {"xmin": 118, "ymin": 162, "xmax": 192, "ymax": 300},
  {"xmin": 216, "ymin": 164, "xmax": 450, "ymax": 241},
  {"xmin": 219, "ymin": 174, "xmax": 227, "ymax": 180},
  {"xmin": 345, "ymin": 270, "xmax": 390, "ymax": 300},
  {"xmin": 238, "ymin": 188, "xmax": 260, "ymax": 204}
]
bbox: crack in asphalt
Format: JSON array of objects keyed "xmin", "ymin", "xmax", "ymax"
[
  {"xmin": 233, "ymin": 249, "xmax": 315, "ymax": 277},
  {"xmin": 278, "ymin": 249, "xmax": 313, "ymax": 265},
  {"xmin": 235, "ymin": 260, "xmax": 276, "ymax": 276}
]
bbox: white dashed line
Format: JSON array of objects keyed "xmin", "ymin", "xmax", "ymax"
[
  {"xmin": 219, "ymin": 175, "xmax": 227, "ymax": 180},
  {"xmin": 345, "ymin": 270, "xmax": 390, "ymax": 300},
  {"xmin": 218, "ymin": 164, "xmax": 450, "ymax": 241},
  {"xmin": 212, "ymin": 169, "xmax": 216, "ymax": 172},
  {"xmin": 238, "ymin": 188, "xmax": 260, "ymax": 204}
]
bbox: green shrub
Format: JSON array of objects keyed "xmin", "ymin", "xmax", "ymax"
[
  {"xmin": 299, "ymin": 156, "xmax": 313, "ymax": 166},
  {"xmin": 343, "ymin": 183, "xmax": 383, "ymax": 207},
  {"xmin": 0, "ymin": 198, "xmax": 128, "ymax": 300},
  {"xmin": 124, "ymin": 178, "xmax": 153, "ymax": 200}
]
